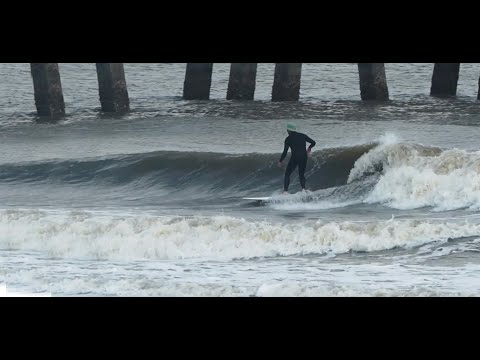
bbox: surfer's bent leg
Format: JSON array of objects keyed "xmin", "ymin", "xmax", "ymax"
[
  {"xmin": 284, "ymin": 159, "xmax": 297, "ymax": 191},
  {"xmin": 298, "ymin": 156, "xmax": 307, "ymax": 190}
]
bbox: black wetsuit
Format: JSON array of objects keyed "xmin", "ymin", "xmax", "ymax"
[{"xmin": 279, "ymin": 131, "xmax": 316, "ymax": 191}]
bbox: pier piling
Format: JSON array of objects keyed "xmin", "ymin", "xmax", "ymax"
[
  {"xmin": 357, "ymin": 63, "xmax": 389, "ymax": 100},
  {"xmin": 430, "ymin": 63, "xmax": 460, "ymax": 97},
  {"xmin": 271, "ymin": 63, "xmax": 302, "ymax": 101},
  {"xmin": 96, "ymin": 63, "xmax": 130, "ymax": 112},
  {"xmin": 227, "ymin": 63, "xmax": 257, "ymax": 100},
  {"xmin": 30, "ymin": 63, "xmax": 65, "ymax": 117},
  {"xmin": 183, "ymin": 63, "xmax": 213, "ymax": 100}
]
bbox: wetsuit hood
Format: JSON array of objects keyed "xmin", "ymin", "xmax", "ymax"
[{"xmin": 286, "ymin": 122, "xmax": 297, "ymax": 132}]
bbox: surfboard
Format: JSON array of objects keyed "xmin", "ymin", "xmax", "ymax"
[{"xmin": 243, "ymin": 196, "xmax": 271, "ymax": 201}]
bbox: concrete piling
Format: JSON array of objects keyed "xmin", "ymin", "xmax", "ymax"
[
  {"xmin": 357, "ymin": 63, "xmax": 389, "ymax": 100},
  {"xmin": 430, "ymin": 63, "xmax": 460, "ymax": 97},
  {"xmin": 96, "ymin": 63, "xmax": 130, "ymax": 112},
  {"xmin": 183, "ymin": 63, "xmax": 213, "ymax": 100},
  {"xmin": 271, "ymin": 63, "xmax": 302, "ymax": 101},
  {"xmin": 226, "ymin": 63, "xmax": 257, "ymax": 100},
  {"xmin": 30, "ymin": 63, "xmax": 65, "ymax": 117}
]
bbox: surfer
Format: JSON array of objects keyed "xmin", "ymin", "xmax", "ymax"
[{"xmin": 278, "ymin": 122, "xmax": 316, "ymax": 193}]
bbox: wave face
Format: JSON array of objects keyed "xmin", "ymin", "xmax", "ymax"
[
  {"xmin": 2, "ymin": 135, "xmax": 480, "ymax": 212},
  {"xmin": 0, "ymin": 145, "xmax": 373, "ymax": 199}
]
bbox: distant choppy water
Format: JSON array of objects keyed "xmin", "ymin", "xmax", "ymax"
[{"xmin": 1, "ymin": 63, "xmax": 480, "ymax": 297}]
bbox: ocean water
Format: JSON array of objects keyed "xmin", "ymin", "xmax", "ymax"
[{"xmin": 1, "ymin": 63, "xmax": 480, "ymax": 296}]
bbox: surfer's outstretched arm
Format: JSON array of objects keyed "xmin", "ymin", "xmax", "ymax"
[{"xmin": 279, "ymin": 139, "xmax": 289, "ymax": 164}]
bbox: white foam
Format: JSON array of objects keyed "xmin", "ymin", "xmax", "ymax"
[
  {"xmin": 254, "ymin": 282, "xmax": 476, "ymax": 297},
  {"xmin": 270, "ymin": 199, "xmax": 359, "ymax": 211},
  {"xmin": 4, "ymin": 274, "xmax": 476, "ymax": 297},
  {"xmin": 348, "ymin": 134, "xmax": 423, "ymax": 184},
  {"xmin": 348, "ymin": 136, "xmax": 480, "ymax": 210},
  {"xmin": 1, "ymin": 209, "xmax": 480, "ymax": 261},
  {"xmin": 378, "ymin": 132, "xmax": 401, "ymax": 146},
  {"xmin": 267, "ymin": 190, "xmax": 360, "ymax": 211},
  {"xmin": 0, "ymin": 283, "xmax": 51, "ymax": 297}
]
